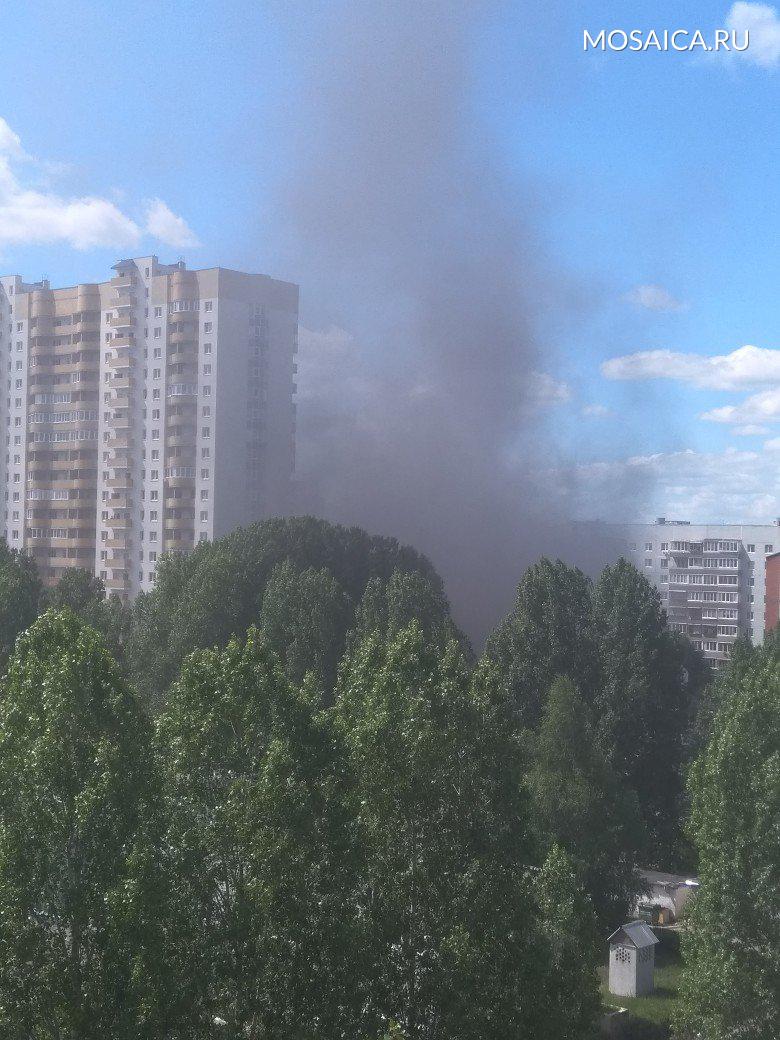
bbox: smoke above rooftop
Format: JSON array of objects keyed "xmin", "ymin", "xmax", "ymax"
[{"xmin": 267, "ymin": 0, "xmax": 629, "ymax": 644}]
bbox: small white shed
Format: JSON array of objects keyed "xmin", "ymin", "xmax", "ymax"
[{"xmin": 607, "ymin": 921, "xmax": 659, "ymax": 998}]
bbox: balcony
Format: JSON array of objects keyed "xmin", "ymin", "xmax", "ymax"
[
  {"xmin": 104, "ymin": 536, "xmax": 131, "ymax": 549},
  {"xmin": 110, "ymin": 313, "xmax": 133, "ymax": 330},
  {"xmin": 107, "ymin": 354, "xmax": 133, "ymax": 370}
]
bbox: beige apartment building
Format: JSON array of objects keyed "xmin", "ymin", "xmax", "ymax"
[{"xmin": 0, "ymin": 257, "xmax": 298, "ymax": 598}]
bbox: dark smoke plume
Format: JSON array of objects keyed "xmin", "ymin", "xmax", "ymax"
[{"xmin": 268, "ymin": 1, "xmax": 625, "ymax": 645}]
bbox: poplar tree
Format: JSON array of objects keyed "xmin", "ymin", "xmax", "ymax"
[
  {"xmin": 155, "ymin": 628, "xmax": 357, "ymax": 1038},
  {"xmin": 0, "ymin": 611, "xmax": 157, "ymax": 1038},
  {"xmin": 334, "ymin": 624, "xmax": 599, "ymax": 1040},
  {"xmin": 677, "ymin": 644, "xmax": 780, "ymax": 1040}
]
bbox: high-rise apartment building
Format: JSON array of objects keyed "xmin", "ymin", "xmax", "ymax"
[
  {"xmin": 0, "ymin": 257, "xmax": 298, "ymax": 599},
  {"xmin": 622, "ymin": 518, "xmax": 780, "ymax": 666}
]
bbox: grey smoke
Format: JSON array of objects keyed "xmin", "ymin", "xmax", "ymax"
[{"xmin": 265, "ymin": 1, "xmax": 629, "ymax": 645}]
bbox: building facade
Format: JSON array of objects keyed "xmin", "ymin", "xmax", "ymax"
[
  {"xmin": 765, "ymin": 551, "xmax": 780, "ymax": 634},
  {"xmin": 623, "ymin": 519, "xmax": 780, "ymax": 666},
  {"xmin": 0, "ymin": 257, "xmax": 298, "ymax": 598}
]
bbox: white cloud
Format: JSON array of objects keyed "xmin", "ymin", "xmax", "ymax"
[
  {"xmin": 725, "ymin": 2, "xmax": 780, "ymax": 66},
  {"xmin": 527, "ymin": 371, "xmax": 572, "ymax": 406},
  {"xmin": 603, "ymin": 344, "xmax": 780, "ymax": 391},
  {"xmin": 0, "ymin": 118, "xmax": 26, "ymax": 160},
  {"xmin": 0, "ymin": 118, "xmax": 198, "ymax": 252},
  {"xmin": 144, "ymin": 198, "xmax": 199, "ymax": 249},
  {"xmin": 733, "ymin": 423, "xmax": 771, "ymax": 435},
  {"xmin": 582, "ymin": 403, "xmax": 611, "ymax": 418},
  {"xmin": 701, "ymin": 386, "xmax": 780, "ymax": 424},
  {"xmin": 576, "ymin": 444, "xmax": 780, "ymax": 523},
  {"xmin": 624, "ymin": 284, "xmax": 685, "ymax": 312}
]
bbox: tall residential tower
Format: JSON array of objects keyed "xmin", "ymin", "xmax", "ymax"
[{"xmin": 0, "ymin": 257, "xmax": 298, "ymax": 598}]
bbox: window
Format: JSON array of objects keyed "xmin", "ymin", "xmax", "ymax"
[
  {"xmin": 204, "ymin": 301, "xmax": 213, "ymax": 312},
  {"xmin": 203, "ymin": 364, "xmax": 211, "ymax": 375},
  {"xmin": 644, "ymin": 558, "xmax": 652, "ymax": 567},
  {"xmin": 200, "ymin": 511, "xmax": 208, "ymax": 522},
  {"xmin": 154, "ymin": 307, "xmax": 162, "ymax": 318},
  {"xmin": 204, "ymin": 322, "xmax": 213, "ymax": 333},
  {"xmin": 766, "ymin": 544, "xmax": 774, "ymax": 552},
  {"xmin": 154, "ymin": 327, "xmax": 161, "ymax": 339},
  {"xmin": 747, "ymin": 543, "xmax": 755, "ymax": 552},
  {"xmin": 203, "ymin": 342, "xmax": 212, "ymax": 354},
  {"xmin": 660, "ymin": 558, "xmax": 668, "ymax": 568},
  {"xmin": 153, "ymin": 368, "xmax": 161, "ymax": 379},
  {"xmin": 153, "ymin": 348, "xmax": 161, "ymax": 359},
  {"xmin": 645, "ymin": 542, "xmax": 652, "ymax": 551},
  {"xmin": 202, "ymin": 427, "xmax": 210, "ymax": 437}
]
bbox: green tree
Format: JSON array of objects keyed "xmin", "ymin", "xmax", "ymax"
[
  {"xmin": 257, "ymin": 559, "xmax": 352, "ymax": 696},
  {"xmin": 528, "ymin": 677, "xmax": 643, "ymax": 932},
  {"xmin": 0, "ymin": 611, "xmax": 158, "ymax": 1038},
  {"xmin": 534, "ymin": 844, "xmax": 601, "ymax": 1040},
  {"xmin": 127, "ymin": 516, "xmax": 447, "ymax": 707},
  {"xmin": 155, "ymin": 629, "xmax": 358, "ymax": 1038},
  {"xmin": 0, "ymin": 539, "xmax": 42, "ymax": 671},
  {"xmin": 349, "ymin": 568, "xmax": 468, "ymax": 653},
  {"xmin": 677, "ymin": 644, "xmax": 780, "ymax": 1040},
  {"xmin": 334, "ymin": 624, "xmax": 599, "ymax": 1040},
  {"xmin": 592, "ymin": 558, "xmax": 700, "ymax": 866},
  {"xmin": 45, "ymin": 568, "xmax": 131, "ymax": 666},
  {"xmin": 486, "ymin": 558, "xmax": 598, "ymax": 728}
]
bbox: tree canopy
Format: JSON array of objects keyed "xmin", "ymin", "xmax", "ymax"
[
  {"xmin": 677, "ymin": 639, "xmax": 780, "ymax": 1040},
  {"xmin": 0, "ymin": 611, "xmax": 156, "ymax": 1038},
  {"xmin": 126, "ymin": 515, "xmax": 458, "ymax": 706}
]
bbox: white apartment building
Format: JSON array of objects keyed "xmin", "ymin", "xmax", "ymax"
[
  {"xmin": 0, "ymin": 257, "xmax": 298, "ymax": 598},
  {"xmin": 623, "ymin": 518, "xmax": 780, "ymax": 666}
]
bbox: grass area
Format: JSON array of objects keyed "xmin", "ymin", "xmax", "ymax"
[{"xmin": 598, "ymin": 930, "xmax": 683, "ymax": 1030}]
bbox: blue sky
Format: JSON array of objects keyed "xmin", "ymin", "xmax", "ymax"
[{"xmin": 2, "ymin": 0, "xmax": 780, "ymax": 522}]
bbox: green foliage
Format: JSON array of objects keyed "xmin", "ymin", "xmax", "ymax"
[
  {"xmin": 154, "ymin": 628, "xmax": 358, "ymax": 1038},
  {"xmin": 45, "ymin": 568, "xmax": 131, "ymax": 667},
  {"xmin": 677, "ymin": 641, "xmax": 780, "ymax": 1040},
  {"xmin": 535, "ymin": 844, "xmax": 601, "ymax": 1040},
  {"xmin": 350, "ymin": 569, "xmax": 468, "ymax": 653},
  {"xmin": 257, "ymin": 559, "xmax": 352, "ymax": 696},
  {"xmin": 486, "ymin": 558, "xmax": 598, "ymax": 728},
  {"xmin": 486, "ymin": 556, "xmax": 706, "ymax": 871},
  {"xmin": 593, "ymin": 559, "xmax": 704, "ymax": 867},
  {"xmin": 127, "ymin": 515, "xmax": 449, "ymax": 707},
  {"xmin": 0, "ymin": 539, "xmax": 43, "ymax": 672},
  {"xmin": 334, "ymin": 623, "xmax": 599, "ymax": 1040},
  {"xmin": 528, "ymin": 677, "xmax": 643, "ymax": 932},
  {"xmin": 0, "ymin": 611, "xmax": 157, "ymax": 1038}
]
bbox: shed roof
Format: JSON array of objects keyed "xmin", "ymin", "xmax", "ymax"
[
  {"xmin": 640, "ymin": 868, "xmax": 699, "ymax": 890},
  {"xmin": 607, "ymin": 921, "xmax": 659, "ymax": 949}
]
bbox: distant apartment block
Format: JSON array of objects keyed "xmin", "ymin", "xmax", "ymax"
[
  {"xmin": 0, "ymin": 257, "xmax": 298, "ymax": 598},
  {"xmin": 765, "ymin": 551, "xmax": 780, "ymax": 634},
  {"xmin": 623, "ymin": 519, "xmax": 780, "ymax": 666}
]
